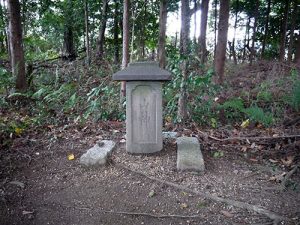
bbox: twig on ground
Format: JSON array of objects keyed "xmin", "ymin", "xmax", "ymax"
[
  {"xmin": 197, "ymin": 130, "xmax": 300, "ymax": 142},
  {"xmin": 116, "ymin": 164, "xmax": 288, "ymax": 224},
  {"xmin": 76, "ymin": 207, "xmax": 203, "ymax": 219}
]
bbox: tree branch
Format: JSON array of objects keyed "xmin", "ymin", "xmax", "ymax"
[{"xmin": 116, "ymin": 164, "xmax": 288, "ymax": 224}]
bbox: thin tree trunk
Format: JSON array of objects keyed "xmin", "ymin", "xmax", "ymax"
[
  {"xmin": 198, "ymin": 0, "xmax": 209, "ymax": 64},
  {"xmin": 84, "ymin": 0, "xmax": 90, "ymax": 65},
  {"xmin": 121, "ymin": 0, "xmax": 129, "ymax": 98},
  {"xmin": 213, "ymin": 0, "xmax": 217, "ymax": 57},
  {"xmin": 7, "ymin": 0, "xmax": 26, "ymax": 91},
  {"xmin": 21, "ymin": 0, "xmax": 26, "ymax": 37},
  {"xmin": 3, "ymin": 0, "xmax": 11, "ymax": 61},
  {"xmin": 113, "ymin": 0, "xmax": 120, "ymax": 64},
  {"xmin": 232, "ymin": 0, "xmax": 238, "ymax": 64},
  {"xmin": 287, "ymin": 0, "xmax": 298, "ymax": 62},
  {"xmin": 295, "ymin": 36, "xmax": 300, "ymax": 67},
  {"xmin": 97, "ymin": 0, "xmax": 109, "ymax": 59},
  {"xmin": 214, "ymin": 0, "xmax": 229, "ymax": 84},
  {"xmin": 279, "ymin": 0, "xmax": 289, "ymax": 61},
  {"xmin": 139, "ymin": 1, "xmax": 147, "ymax": 59},
  {"xmin": 130, "ymin": 2, "xmax": 136, "ymax": 61},
  {"xmin": 249, "ymin": 0, "xmax": 259, "ymax": 65},
  {"xmin": 0, "ymin": 2, "xmax": 6, "ymax": 53},
  {"xmin": 242, "ymin": 17, "xmax": 250, "ymax": 63},
  {"xmin": 158, "ymin": 0, "xmax": 167, "ymax": 68},
  {"xmin": 177, "ymin": 0, "xmax": 190, "ymax": 123},
  {"xmin": 193, "ymin": 0, "xmax": 197, "ymax": 43},
  {"xmin": 261, "ymin": 0, "xmax": 271, "ymax": 58}
]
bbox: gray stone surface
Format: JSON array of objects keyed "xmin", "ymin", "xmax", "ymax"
[
  {"xmin": 177, "ymin": 137, "xmax": 205, "ymax": 172},
  {"xmin": 112, "ymin": 61, "xmax": 172, "ymax": 81},
  {"xmin": 80, "ymin": 140, "xmax": 116, "ymax": 167},
  {"xmin": 163, "ymin": 131, "xmax": 178, "ymax": 139},
  {"xmin": 126, "ymin": 81, "xmax": 162, "ymax": 154}
]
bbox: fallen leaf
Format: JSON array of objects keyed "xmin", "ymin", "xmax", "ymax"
[
  {"xmin": 241, "ymin": 119, "xmax": 250, "ymax": 128},
  {"xmin": 220, "ymin": 210, "xmax": 233, "ymax": 218},
  {"xmin": 269, "ymin": 172, "xmax": 286, "ymax": 183},
  {"xmin": 148, "ymin": 190, "xmax": 155, "ymax": 197},
  {"xmin": 180, "ymin": 203, "xmax": 188, "ymax": 209},
  {"xmin": 250, "ymin": 158, "xmax": 258, "ymax": 162},
  {"xmin": 281, "ymin": 156, "xmax": 294, "ymax": 167},
  {"xmin": 241, "ymin": 146, "xmax": 248, "ymax": 152},
  {"xmin": 15, "ymin": 127, "xmax": 23, "ymax": 135},
  {"xmin": 67, "ymin": 153, "xmax": 75, "ymax": 160},
  {"xmin": 250, "ymin": 142, "xmax": 256, "ymax": 149}
]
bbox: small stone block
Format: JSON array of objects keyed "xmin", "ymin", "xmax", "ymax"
[
  {"xmin": 163, "ymin": 131, "xmax": 178, "ymax": 139},
  {"xmin": 80, "ymin": 140, "xmax": 116, "ymax": 167},
  {"xmin": 177, "ymin": 137, "xmax": 205, "ymax": 172}
]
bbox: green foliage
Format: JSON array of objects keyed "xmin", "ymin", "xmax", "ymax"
[
  {"xmin": 164, "ymin": 48, "xmax": 220, "ymax": 126},
  {"xmin": 84, "ymin": 83, "xmax": 124, "ymax": 121},
  {"xmin": 286, "ymin": 79, "xmax": 300, "ymax": 111},
  {"xmin": 243, "ymin": 106, "xmax": 274, "ymax": 126},
  {"xmin": 0, "ymin": 68, "xmax": 13, "ymax": 95}
]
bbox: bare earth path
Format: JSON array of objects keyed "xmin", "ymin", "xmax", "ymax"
[{"xmin": 0, "ymin": 122, "xmax": 299, "ymax": 225}]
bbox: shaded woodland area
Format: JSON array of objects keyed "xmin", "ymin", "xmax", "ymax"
[{"xmin": 0, "ymin": 0, "xmax": 300, "ymax": 224}]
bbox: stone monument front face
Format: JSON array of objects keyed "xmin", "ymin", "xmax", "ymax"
[{"xmin": 113, "ymin": 62, "xmax": 171, "ymax": 154}]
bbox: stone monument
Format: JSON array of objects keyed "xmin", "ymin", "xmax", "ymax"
[{"xmin": 113, "ymin": 61, "xmax": 171, "ymax": 154}]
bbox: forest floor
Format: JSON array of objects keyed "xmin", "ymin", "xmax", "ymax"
[{"xmin": 0, "ymin": 61, "xmax": 300, "ymax": 225}]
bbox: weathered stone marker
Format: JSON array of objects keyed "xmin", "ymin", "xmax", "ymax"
[
  {"xmin": 113, "ymin": 61, "xmax": 171, "ymax": 154},
  {"xmin": 177, "ymin": 137, "xmax": 205, "ymax": 172}
]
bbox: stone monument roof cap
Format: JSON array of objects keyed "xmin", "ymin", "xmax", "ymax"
[{"xmin": 112, "ymin": 61, "xmax": 172, "ymax": 81}]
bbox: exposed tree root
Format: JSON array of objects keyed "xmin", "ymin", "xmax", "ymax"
[
  {"xmin": 197, "ymin": 129, "xmax": 300, "ymax": 142},
  {"xmin": 117, "ymin": 164, "xmax": 288, "ymax": 224}
]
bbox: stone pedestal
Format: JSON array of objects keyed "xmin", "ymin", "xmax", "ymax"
[{"xmin": 126, "ymin": 82, "xmax": 162, "ymax": 153}]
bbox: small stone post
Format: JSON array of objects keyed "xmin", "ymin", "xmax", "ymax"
[{"xmin": 113, "ymin": 61, "xmax": 171, "ymax": 154}]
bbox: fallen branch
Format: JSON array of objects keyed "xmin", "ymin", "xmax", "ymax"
[
  {"xmin": 76, "ymin": 207, "xmax": 203, "ymax": 219},
  {"xmin": 117, "ymin": 164, "xmax": 288, "ymax": 224},
  {"xmin": 280, "ymin": 165, "xmax": 299, "ymax": 191},
  {"xmin": 197, "ymin": 130, "xmax": 300, "ymax": 142}
]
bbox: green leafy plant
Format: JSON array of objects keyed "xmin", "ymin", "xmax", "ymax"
[{"xmin": 243, "ymin": 106, "xmax": 274, "ymax": 126}]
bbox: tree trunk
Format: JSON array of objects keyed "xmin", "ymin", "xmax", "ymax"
[
  {"xmin": 62, "ymin": 0, "xmax": 75, "ymax": 60},
  {"xmin": 0, "ymin": 2, "xmax": 6, "ymax": 53},
  {"xmin": 62, "ymin": 27, "xmax": 76, "ymax": 60},
  {"xmin": 261, "ymin": 0, "xmax": 271, "ymax": 58},
  {"xmin": 21, "ymin": 0, "xmax": 26, "ymax": 37},
  {"xmin": 84, "ymin": 0, "xmax": 90, "ymax": 65},
  {"xmin": 213, "ymin": 0, "xmax": 217, "ymax": 57},
  {"xmin": 249, "ymin": 0, "xmax": 259, "ymax": 65},
  {"xmin": 158, "ymin": 0, "xmax": 167, "ymax": 69},
  {"xmin": 97, "ymin": 0, "xmax": 109, "ymax": 59},
  {"xmin": 113, "ymin": 0, "xmax": 120, "ymax": 64},
  {"xmin": 138, "ymin": 1, "xmax": 147, "ymax": 60},
  {"xmin": 7, "ymin": 0, "xmax": 26, "ymax": 91},
  {"xmin": 193, "ymin": 0, "xmax": 197, "ymax": 43},
  {"xmin": 242, "ymin": 17, "xmax": 250, "ymax": 63},
  {"xmin": 287, "ymin": 0, "xmax": 298, "ymax": 62},
  {"xmin": 279, "ymin": 0, "xmax": 289, "ymax": 61},
  {"xmin": 232, "ymin": 0, "xmax": 238, "ymax": 64},
  {"xmin": 198, "ymin": 0, "xmax": 209, "ymax": 64},
  {"xmin": 177, "ymin": 0, "xmax": 190, "ymax": 123},
  {"xmin": 121, "ymin": 0, "xmax": 129, "ymax": 97},
  {"xmin": 295, "ymin": 35, "xmax": 300, "ymax": 67},
  {"xmin": 213, "ymin": 0, "xmax": 229, "ymax": 84}
]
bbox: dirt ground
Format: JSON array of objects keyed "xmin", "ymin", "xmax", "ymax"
[{"xmin": 0, "ymin": 120, "xmax": 299, "ymax": 225}]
